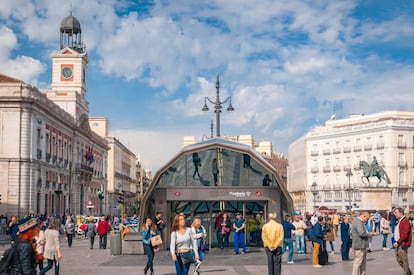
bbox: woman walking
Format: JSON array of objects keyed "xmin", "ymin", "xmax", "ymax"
[
  {"xmin": 86, "ymin": 217, "xmax": 97, "ymax": 249},
  {"xmin": 380, "ymin": 213, "xmax": 391, "ymax": 250},
  {"xmin": 170, "ymin": 213, "xmax": 199, "ymax": 275},
  {"xmin": 64, "ymin": 216, "xmax": 75, "ymax": 248},
  {"xmin": 191, "ymin": 218, "xmax": 206, "ymax": 274},
  {"xmin": 141, "ymin": 217, "xmax": 158, "ymax": 275},
  {"xmin": 39, "ymin": 220, "xmax": 63, "ymax": 275}
]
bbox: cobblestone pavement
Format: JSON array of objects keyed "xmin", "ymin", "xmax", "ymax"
[{"xmin": 1, "ymin": 233, "xmax": 413, "ymax": 275}]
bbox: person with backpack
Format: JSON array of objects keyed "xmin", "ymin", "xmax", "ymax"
[{"xmin": 8, "ymin": 216, "xmax": 39, "ymax": 275}]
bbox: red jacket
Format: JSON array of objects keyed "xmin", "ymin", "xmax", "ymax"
[
  {"xmin": 97, "ymin": 220, "xmax": 110, "ymax": 236},
  {"xmin": 396, "ymin": 217, "xmax": 412, "ymax": 247}
]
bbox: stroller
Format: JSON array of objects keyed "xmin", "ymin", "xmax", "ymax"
[{"xmin": 77, "ymin": 223, "xmax": 88, "ymax": 239}]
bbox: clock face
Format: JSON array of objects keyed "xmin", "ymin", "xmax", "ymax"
[{"xmin": 61, "ymin": 67, "xmax": 73, "ymax": 79}]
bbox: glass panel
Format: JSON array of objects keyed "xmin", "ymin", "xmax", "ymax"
[{"xmin": 155, "ymin": 146, "xmax": 277, "ymax": 188}]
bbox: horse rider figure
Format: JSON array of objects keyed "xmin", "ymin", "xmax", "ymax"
[{"xmin": 371, "ymin": 156, "xmax": 379, "ymax": 177}]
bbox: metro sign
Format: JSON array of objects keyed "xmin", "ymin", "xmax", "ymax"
[
  {"xmin": 255, "ymin": 191, "xmax": 262, "ymax": 196},
  {"xmin": 174, "ymin": 191, "xmax": 182, "ymax": 197}
]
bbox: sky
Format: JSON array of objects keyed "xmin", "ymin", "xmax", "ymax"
[{"xmin": 1, "ymin": 0, "xmax": 414, "ymax": 171}]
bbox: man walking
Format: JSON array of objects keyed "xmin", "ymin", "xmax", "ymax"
[
  {"xmin": 393, "ymin": 207, "xmax": 412, "ymax": 275},
  {"xmin": 97, "ymin": 215, "xmax": 111, "ymax": 249},
  {"xmin": 262, "ymin": 212, "xmax": 284, "ymax": 275},
  {"xmin": 351, "ymin": 211, "xmax": 375, "ymax": 275},
  {"xmin": 292, "ymin": 215, "xmax": 306, "ymax": 254}
]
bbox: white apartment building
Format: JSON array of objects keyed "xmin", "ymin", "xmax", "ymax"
[{"xmin": 288, "ymin": 111, "xmax": 414, "ymax": 213}]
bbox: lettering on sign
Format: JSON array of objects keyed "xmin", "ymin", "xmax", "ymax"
[{"xmin": 229, "ymin": 191, "xmax": 251, "ymax": 198}]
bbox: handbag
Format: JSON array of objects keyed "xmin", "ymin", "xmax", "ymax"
[
  {"xmin": 199, "ymin": 239, "xmax": 209, "ymax": 252},
  {"xmin": 181, "ymin": 250, "xmax": 196, "ymax": 265},
  {"xmin": 150, "ymin": 235, "xmax": 163, "ymax": 247}
]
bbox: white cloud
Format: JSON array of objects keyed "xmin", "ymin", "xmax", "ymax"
[{"xmin": 0, "ymin": 25, "xmax": 44, "ymax": 83}]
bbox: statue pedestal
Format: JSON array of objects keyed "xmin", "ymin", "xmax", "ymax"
[{"xmin": 359, "ymin": 188, "xmax": 392, "ymax": 211}]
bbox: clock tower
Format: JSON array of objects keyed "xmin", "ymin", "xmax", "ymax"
[{"xmin": 49, "ymin": 13, "xmax": 89, "ymax": 121}]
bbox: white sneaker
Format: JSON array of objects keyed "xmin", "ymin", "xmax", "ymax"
[
  {"xmin": 287, "ymin": 261, "xmax": 294, "ymax": 264},
  {"xmin": 313, "ymin": 264, "xmax": 322, "ymax": 268},
  {"xmin": 331, "ymin": 251, "xmax": 335, "ymax": 254},
  {"xmin": 195, "ymin": 260, "xmax": 202, "ymax": 271},
  {"xmin": 383, "ymin": 247, "xmax": 390, "ymax": 251}
]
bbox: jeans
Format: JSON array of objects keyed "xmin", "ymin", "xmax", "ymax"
[
  {"xmin": 341, "ymin": 239, "xmax": 350, "ymax": 260},
  {"xmin": 265, "ymin": 247, "xmax": 282, "ymax": 275},
  {"xmin": 99, "ymin": 234, "xmax": 107, "ymax": 249},
  {"xmin": 233, "ymin": 231, "xmax": 246, "ymax": 253},
  {"xmin": 382, "ymin": 234, "xmax": 388, "ymax": 248},
  {"xmin": 295, "ymin": 235, "xmax": 305, "ymax": 253},
  {"xmin": 143, "ymin": 243, "xmax": 154, "ymax": 272},
  {"xmin": 216, "ymin": 229, "xmax": 222, "ymax": 248},
  {"xmin": 67, "ymin": 234, "xmax": 73, "ymax": 247},
  {"xmin": 282, "ymin": 238, "xmax": 293, "ymax": 262},
  {"xmin": 39, "ymin": 258, "xmax": 59, "ymax": 275},
  {"xmin": 174, "ymin": 254, "xmax": 191, "ymax": 275}
]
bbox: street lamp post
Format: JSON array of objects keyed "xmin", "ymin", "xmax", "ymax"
[
  {"xmin": 311, "ymin": 182, "xmax": 318, "ymax": 211},
  {"xmin": 346, "ymin": 170, "xmax": 353, "ymax": 212},
  {"xmin": 202, "ymin": 75, "xmax": 234, "ymax": 137}
]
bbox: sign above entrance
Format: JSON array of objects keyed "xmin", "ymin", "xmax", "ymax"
[
  {"xmin": 256, "ymin": 191, "xmax": 262, "ymax": 196},
  {"xmin": 229, "ymin": 191, "xmax": 251, "ymax": 198},
  {"xmin": 174, "ymin": 191, "xmax": 182, "ymax": 197}
]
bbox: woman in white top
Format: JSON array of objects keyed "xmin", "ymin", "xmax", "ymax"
[
  {"xmin": 39, "ymin": 220, "xmax": 63, "ymax": 275},
  {"xmin": 170, "ymin": 213, "xmax": 199, "ymax": 275}
]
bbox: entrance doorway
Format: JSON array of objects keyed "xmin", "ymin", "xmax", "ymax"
[{"xmin": 169, "ymin": 201, "xmax": 266, "ymax": 247}]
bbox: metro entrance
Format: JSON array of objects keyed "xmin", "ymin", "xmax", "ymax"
[{"xmin": 170, "ymin": 200, "xmax": 266, "ymax": 246}]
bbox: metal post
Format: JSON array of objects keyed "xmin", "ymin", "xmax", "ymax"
[{"xmin": 202, "ymin": 75, "xmax": 234, "ymax": 137}]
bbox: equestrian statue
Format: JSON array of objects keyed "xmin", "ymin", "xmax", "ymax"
[{"xmin": 359, "ymin": 156, "xmax": 391, "ymax": 187}]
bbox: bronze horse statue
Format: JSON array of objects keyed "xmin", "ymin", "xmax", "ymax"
[{"xmin": 359, "ymin": 161, "xmax": 391, "ymax": 187}]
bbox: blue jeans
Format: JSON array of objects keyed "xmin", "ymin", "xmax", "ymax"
[
  {"xmin": 174, "ymin": 254, "xmax": 191, "ymax": 275},
  {"xmin": 341, "ymin": 239, "xmax": 350, "ymax": 260},
  {"xmin": 295, "ymin": 235, "xmax": 305, "ymax": 253},
  {"xmin": 39, "ymin": 258, "xmax": 59, "ymax": 275},
  {"xmin": 282, "ymin": 238, "xmax": 293, "ymax": 262},
  {"xmin": 382, "ymin": 233, "xmax": 388, "ymax": 248},
  {"xmin": 143, "ymin": 243, "xmax": 154, "ymax": 272},
  {"xmin": 233, "ymin": 231, "xmax": 246, "ymax": 253}
]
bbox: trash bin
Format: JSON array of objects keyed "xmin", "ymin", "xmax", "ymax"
[{"xmin": 110, "ymin": 232, "xmax": 122, "ymax": 255}]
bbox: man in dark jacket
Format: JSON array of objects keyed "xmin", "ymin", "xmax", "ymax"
[
  {"xmin": 281, "ymin": 215, "xmax": 296, "ymax": 264},
  {"xmin": 393, "ymin": 207, "xmax": 412, "ymax": 275},
  {"xmin": 11, "ymin": 216, "xmax": 38, "ymax": 275},
  {"xmin": 312, "ymin": 216, "xmax": 325, "ymax": 268}
]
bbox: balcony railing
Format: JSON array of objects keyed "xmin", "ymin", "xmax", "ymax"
[
  {"xmin": 354, "ymin": 164, "xmax": 361, "ymax": 170},
  {"xmin": 343, "ymin": 147, "xmax": 351, "ymax": 153},
  {"xmin": 74, "ymin": 163, "xmax": 94, "ymax": 174},
  {"xmin": 333, "ymin": 184, "xmax": 342, "ymax": 190},
  {"xmin": 323, "ymin": 149, "xmax": 331, "ymax": 155},
  {"xmin": 323, "ymin": 185, "xmax": 331, "ymax": 190},
  {"xmin": 376, "ymin": 143, "xmax": 384, "ymax": 149},
  {"xmin": 311, "ymin": 167, "xmax": 319, "ymax": 173},
  {"xmin": 333, "ymin": 165, "xmax": 341, "ymax": 172},
  {"xmin": 37, "ymin": 178, "xmax": 42, "ymax": 187},
  {"xmin": 311, "ymin": 150, "xmax": 319, "ymax": 156},
  {"xmin": 398, "ymin": 142, "xmax": 407, "ymax": 149},
  {"xmin": 46, "ymin": 153, "xmax": 51, "ymax": 162},
  {"xmin": 45, "ymin": 180, "xmax": 50, "ymax": 188},
  {"xmin": 364, "ymin": 144, "xmax": 372, "ymax": 151},
  {"xmin": 333, "ymin": 148, "xmax": 341, "ymax": 154},
  {"xmin": 52, "ymin": 155, "xmax": 57, "ymax": 164},
  {"xmin": 354, "ymin": 145, "xmax": 362, "ymax": 152},
  {"xmin": 344, "ymin": 164, "xmax": 352, "ymax": 171},
  {"xmin": 323, "ymin": 166, "xmax": 331, "ymax": 173},
  {"xmin": 398, "ymin": 161, "xmax": 407, "ymax": 168}
]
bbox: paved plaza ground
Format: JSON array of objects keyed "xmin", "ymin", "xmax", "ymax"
[{"xmin": 1, "ymin": 232, "xmax": 413, "ymax": 274}]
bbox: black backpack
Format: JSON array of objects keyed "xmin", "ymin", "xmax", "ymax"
[{"xmin": 0, "ymin": 245, "xmax": 16, "ymax": 274}]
